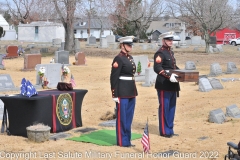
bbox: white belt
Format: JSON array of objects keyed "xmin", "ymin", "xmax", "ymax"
[{"xmin": 119, "ymin": 76, "xmax": 135, "ymax": 80}]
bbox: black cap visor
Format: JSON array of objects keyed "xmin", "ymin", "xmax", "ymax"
[
  {"xmin": 164, "ymin": 37, "xmax": 174, "ymax": 40},
  {"xmin": 123, "ymin": 42, "xmax": 133, "ymax": 46}
]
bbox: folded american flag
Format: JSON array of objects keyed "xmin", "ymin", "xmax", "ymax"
[{"xmin": 141, "ymin": 121, "xmax": 150, "ymax": 153}]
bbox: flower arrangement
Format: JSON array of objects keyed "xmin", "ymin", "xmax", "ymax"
[
  {"xmin": 38, "ymin": 67, "xmax": 45, "ymax": 77},
  {"xmin": 62, "ymin": 66, "xmax": 70, "ymax": 75}
]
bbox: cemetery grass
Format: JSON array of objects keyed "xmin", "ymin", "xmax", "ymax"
[{"xmin": 1, "ymin": 41, "xmax": 240, "ymax": 160}]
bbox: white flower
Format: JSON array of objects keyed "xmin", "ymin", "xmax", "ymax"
[
  {"xmin": 38, "ymin": 67, "xmax": 45, "ymax": 76},
  {"xmin": 63, "ymin": 66, "xmax": 70, "ymax": 74}
]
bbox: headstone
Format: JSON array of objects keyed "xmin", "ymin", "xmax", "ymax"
[
  {"xmin": 142, "ymin": 67, "xmax": 157, "ymax": 87},
  {"xmin": 209, "ymin": 36, "xmax": 217, "ymax": 48},
  {"xmin": 0, "ymin": 55, "xmax": 5, "ymax": 70},
  {"xmin": 35, "ymin": 63, "xmax": 62, "ymax": 88},
  {"xmin": 74, "ymin": 39, "xmax": 80, "ymax": 52},
  {"xmin": 213, "ymin": 48, "xmax": 219, "ymax": 52},
  {"xmin": 226, "ymin": 62, "xmax": 238, "ymax": 74},
  {"xmin": 23, "ymin": 54, "xmax": 41, "ymax": 71},
  {"xmin": 40, "ymin": 48, "xmax": 48, "ymax": 53},
  {"xmin": 209, "ymin": 78, "xmax": 223, "ymax": 89},
  {"xmin": 208, "ymin": 46, "xmax": 213, "ymax": 53},
  {"xmin": 209, "ymin": 108, "xmax": 226, "ymax": 124},
  {"xmin": 75, "ymin": 52, "xmax": 86, "ymax": 65},
  {"xmin": 30, "ymin": 48, "xmax": 40, "ymax": 54},
  {"xmin": 55, "ymin": 50, "xmax": 70, "ymax": 64},
  {"xmin": 216, "ymin": 45, "xmax": 223, "ymax": 52},
  {"xmin": 100, "ymin": 38, "xmax": 108, "ymax": 48},
  {"xmin": 0, "ymin": 74, "xmax": 17, "ymax": 91},
  {"xmin": 106, "ymin": 35, "xmax": 115, "ymax": 44},
  {"xmin": 132, "ymin": 55, "xmax": 149, "ymax": 76},
  {"xmin": 210, "ymin": 63, "xmax": 222, "ymax": 76},
  {"xmin": 4, "ymin": 46, "xmax": 18, "ymax": 58},
  {"xmin": 191, "ymin": 36, "xmax": 202, "ymax": 45},
  {"xmin": 199, "ymin": 77, "xmax": 213, "ymax": 92},
  {"xmin": 185, "ymin": 61, "xmax": 196, "ymax": 70},
  {"xmin": 88, "ymin": 36, "xmax": 96, "ymax": 44},
  {"xmin": 226, "ymin": 104, "xmax": 240, "ymax": 118},
  {"xmin": 27, "ymin": 44, "xmax": 35, "ymax": 49},
  {"xmin": 52, "ymin": 38, "xmax": 62, "ymax": 47},
  {"xmin": 58, "ymin": 42, "xmax": 65, "ymax": 51}
]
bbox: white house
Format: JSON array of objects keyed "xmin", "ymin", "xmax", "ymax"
[
  {"xmin": 18, "ymin": 21, "xmax": 65, "ymax": 42},
  {"xmin": 147, "ymin": 18, "xmax": 186, "ymax": 43},
  {"xmin": 74, "ymin": 18, "xmax": 113, "ymax": 39}
]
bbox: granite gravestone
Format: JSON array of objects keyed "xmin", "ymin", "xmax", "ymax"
[
  {"xmin": 210, "ymin": 63, "xmax": 222, "ymax": 76},
  {"xmin": 199, "ymin": 78, "xmax": 213, "ymax": 92},
  {"xmin": 35, "ymin": 64, "xmax": 62, "ymax": 88},
  {"xmin": 40, "ymin": 48, "xmax": 48, "ymax": 53},
  {"xmin": 209, "ymin": 78, "xmax": 223, "ymax": 90},
  {"xmin": 23, "ymin": 54, "xmax": 41, "ymax": 71},
  {"xmin": 226, "ymin": 104, "xmax": 240, "ymax": 118},
  {"xmin": 75, "ymin": 52, "xmax": 86, "ymax": 65},
  {"xmin": 209, "ymin": 36, "xmax": 217, "ymax": 48},
  {"xmin": 0, "ymin": 55, "xmax": 5, "ymax": 70},
  {"xmin": 226, "ymin": 62, "xmax": 238, "ymax": 74},
  {"xmin": 209, "ymin": 108, "xmax": 226, "ymax": 124},
  {"xmin": 88, "ymin": 36, "xmax": 96, "ymax": 44},
  {"xmin": 185, "ymin": 61, "xmax": 196, "ymax": 70},
  {"xmin": 30, "ymin": 49, "xmax": 40, "ymax": 54},
  {"xmin": 0, "ymin": 74, "xmax": 17, "ymax": 91},
  {"xmin": 55, "ymin": 50, "xmax": 69, "ymax": 65}
]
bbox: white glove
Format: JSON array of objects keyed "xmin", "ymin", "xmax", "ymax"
[
  {"xmin": 170, "ymin": 73, "xmax": 178, "ymax": 83},
  {"xmin": 112, "ymin": 98, "xmax": 119, "ymax": 103}
]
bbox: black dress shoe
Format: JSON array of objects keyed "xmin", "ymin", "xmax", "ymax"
[{"xmin": 160, "ymin": 134, "xmax": 172, "ymax": 138}]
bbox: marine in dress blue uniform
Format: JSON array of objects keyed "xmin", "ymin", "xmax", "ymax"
[
  {"xmin": 153, "ymin": 31, "xmax": 180, "ymax": 138},
  {"xmin": 110, "ymin": 36, "xmax": 138, "ymax": 147}
]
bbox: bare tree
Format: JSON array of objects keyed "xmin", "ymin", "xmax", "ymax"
[
  {"xmin": 5, "ymin": 0, "xmax": 35, "ymax": 24},
  {"xmin": 108, "ymin": 0, "xmax": 165, "ymax": 40},
  {"xmin": 167, "ymin": 0, "xmax": 236, "ymax": 53},
  {"xmin": 53, "ymin": 0, "xmax": 79, "ymax": 53}
]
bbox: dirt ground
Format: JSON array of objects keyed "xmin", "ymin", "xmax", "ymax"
[{"xmin": 0, "ymin": 41, "xmax": 240, "ymax": 160}]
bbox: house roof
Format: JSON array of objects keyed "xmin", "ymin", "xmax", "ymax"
[
  {"xmin": 74, "ymin": 18, "xmax": 112, "ymax": 29},
  {"xmin": 0, "ymin": 14, "xmax": 9, "ymax": 26},
  {"xmin": 147, "ymin": 18, "xmax": 183, "ymax": 33},
  {"xmin": 18, "ymin": 21, "xmax": 63, "ymax": 27}
]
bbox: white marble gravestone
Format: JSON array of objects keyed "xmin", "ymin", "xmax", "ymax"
[
  {"xmin": 0, "ymin": 74, "xmax": 16, "ymax": 91},
  {"xmin": 226, "ymin": 62, "xmax": 238, "ymax": 74},
  {"xmin": 35, "ymin": 63, "xmax": 62, "ymax": 88},
  {"xmin": 209, "ymin": 108, "xmax": 226, "ymax": 124},
  {"xmin": 209, "ymin": 78, "xmax": 223, "ymax": 90},
  {"xmin": 185, "ymin": 61, "xmax": 196, "ymax": 70},
  {"xmin": 210, "ymin": 63, "xmax": 222, "ymax": 76},
  {"xmin": 226, "ymin": 104, "xmax": 240, "ymax": 118},
  {"xmin": 142, "ymin": 67, "xmax": 157, "ymax": 87},
  {"xmin": 100, "ymin": 38, "xmax": 108, "ymax": 48},
  {"xmin": 199, "ymin": 78, "xmax": 213, "ymax": 92}
]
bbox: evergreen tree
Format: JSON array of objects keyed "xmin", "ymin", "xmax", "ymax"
[{"xmin": 137, "ymin": 61, "xmax": 141, "ymax": 74}]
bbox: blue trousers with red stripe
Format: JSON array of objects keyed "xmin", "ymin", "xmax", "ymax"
[
  {"xmin": 157, "ymin": 90, "xmax": 177, "ymax": 136},
  {"xmin": 116, "ymin": 97, "xmax": 136, "ymax": 147}
]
